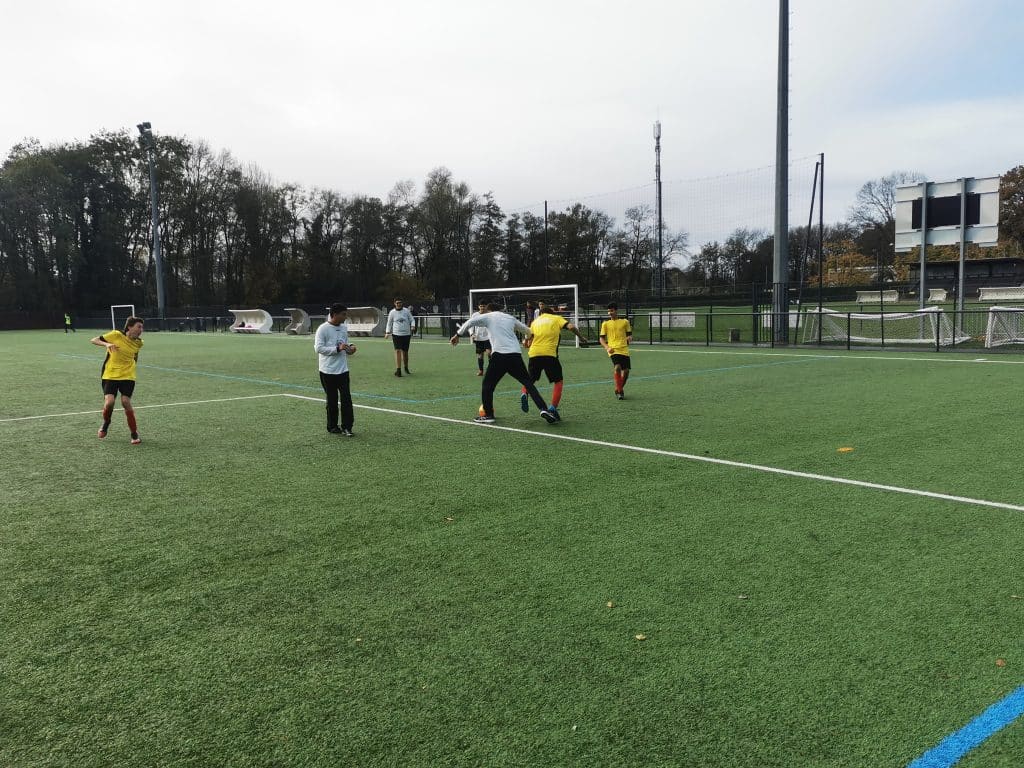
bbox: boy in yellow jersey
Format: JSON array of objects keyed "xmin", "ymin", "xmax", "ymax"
[
  {"xmin": 90, "ymin": 317, "xmax": 145, "ymax": 444},
  {"xmin": 599, "ymin": 302, "xmax": 632, "ymax": 400},
  {"xmin": 520, "ymin": 307, "xmax": 588, "ymax": 419}
]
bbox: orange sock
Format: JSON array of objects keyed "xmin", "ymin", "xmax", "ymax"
[
  {"xmin": 552, "ymin": 381, "xmax": 563, "ymax": 407},
  {"xmin": 613, "ymin": 372, "xmax": 623, "ymax": 392}
]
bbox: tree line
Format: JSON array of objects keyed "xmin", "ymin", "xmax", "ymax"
[{"xmin": 1, "ymin": 129, "xmax": 1021, "ymax": 316}]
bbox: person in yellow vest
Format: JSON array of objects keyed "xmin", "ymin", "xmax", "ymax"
[
  {"xmin": 90, "ymin": 317, "xmax": 145, "ymax": 444},
  {"xmin": 64, "ymin": 312, "xmax": 75, "ymax": 333},
  {"xmin": 599, "ymin": 302, "xmax": 633, "ymax": 400}
]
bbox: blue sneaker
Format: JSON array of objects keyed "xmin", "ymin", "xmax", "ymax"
[
  {"xmin": 548, "ymin": 406, "xmax": 560, "ymax": 421},
  {"xmin": 520, "ymin": 392, "xmax": 529, "ymax": 413}
]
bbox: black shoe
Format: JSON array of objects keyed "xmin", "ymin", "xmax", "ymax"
[
  {"xmin": 395, "ymin": 369, "xmax": 402, "ymax": 377},
  {"xmin": 328, "ymin": 426, "xmax": 342, "ymax": 434},
  {"xmin": 520, "ymin": 393, "xmax": 529, "ymax": 413},
  {"xmin": 540, "ymin": 410, "xmax": 557, "ymax": 424},
  {"xmin": 473, "ymin": 415, "xmax": 496, "ymax": 424},
  {"xmin": 341, "ymin": 428, "xmax": 354, "ymax": 437},
  {"xmin": 404, "ymin": 368, "xmax": 411, "ymax": 375},
  {"xmin": 616, "ymin": 391, "xmax": 625, "ymax": 400},
  {"xmin": 548, "ymin": 406, "xmax": 560, "ymax": 421}
]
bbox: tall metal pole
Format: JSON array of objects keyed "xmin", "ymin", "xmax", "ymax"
[
  {"xmin": 138, "ymin": 123, "xmax": 166, "ymax": 321},
  {"xmin": 818, "ymin": 152, "xmax": 824, "ymax": 312},
  {"xmin": 957, "ymin": 177, "xmax": 967, "ymax": 324},
  {"xmin": 919, "ymin": 181, "xmax": 928, "ymax": 310},
  {"xmin": 654, "ymin": 120, "xmax": 663, "ymax": 342},
  {"xmin": 773, "ymin": 0, "xmax": 790, "ymax": 342},
  {"xmin": 543, "ymin": 200, "xmax": 549, "ymax": 283}
]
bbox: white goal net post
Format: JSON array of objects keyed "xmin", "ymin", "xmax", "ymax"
[
  {"xmin": 468, "ymin": 284, "xmax": 582, "ymax": 347},
  {"xmin": 110, "ymin": 304, "xmax": 136, "ymax": 330},
  {"xmin": 801, "ymin": 306, "xmax": 970, "ymax": 346},
  {"xmin": 984, "ymin": 306, "xmax": 1024, "ymax": 348}
]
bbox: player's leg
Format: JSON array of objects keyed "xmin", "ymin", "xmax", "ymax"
[
  {"xmin": 320, "ymin": 372, "xmax": 341, "ymax": 432},
  {"xmin": 98, "ymin": 383, "xmax": 116, "ymax": 437},
  {"xmin": 619, "ymin": 355, "xmax": 631, "ymax": 393},
  {"xmin": 119, "ymin": 382, "xmax": 140, "ymax": 443},
  {"xmin": 478, "ymin": 353, "xmax": 510, "ymax": 419},
  {"xmin": 508, "ymin": 356, "xmax": 552, "ymax": 417},
  {"xmin": 521, "ymin": 358, "xmax": 543, "ymax": 412},
  {"xmin": 546, "ymin": 358, "xmax": 565, "ymax": 410},
  {"xmin": 338, "ymin": 372, "xmax": 354, "ymax": 435}
]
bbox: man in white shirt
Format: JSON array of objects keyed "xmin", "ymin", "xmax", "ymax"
[
  {"xmin": 314, "ymin": 303, "xmax": 358, "ymax": 436},
  {"xmin": 384, "ymin": 297, "xmax": 416, "ymax": 376},
  {"xmin": 467, "ymin": 301, "xmax": 491, "ymax": 376},
  {"xmin": 451, "ymin": 304, "xmax": 557, "ymax": 425}
]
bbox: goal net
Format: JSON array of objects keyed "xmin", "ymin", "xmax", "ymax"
[
  {"xmin": 984, "ymin": 306, "xmax": 1024, "ymax": 348},
  {"xmin": 110, "ymin": 304, "xmax": 136, "ymax": 330},
  {"xmin": 801, "ymin": 306, "xmax": 969, "ymax": 346},
  {"xmin": 468, "ymin": 284, "xmax": 582, "ymax": 347}
]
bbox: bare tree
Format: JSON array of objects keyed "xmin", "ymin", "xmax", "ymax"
[{"xmin": 849, "ymin": 171, "xmax": 925, "ymax": 230}]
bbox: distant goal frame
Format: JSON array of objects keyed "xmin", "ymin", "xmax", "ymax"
[{"xmin": 468, "ymin": 283, "xmax": 582, "ymax": 348}]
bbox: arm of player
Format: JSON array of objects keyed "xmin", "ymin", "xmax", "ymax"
[
  {"xmin": 567, "ymin": 323, "xmax": 589, "ymax": 346},
  {"xmin": 91, "ymin": 334, "xmax": 117, "ymax": 352}
]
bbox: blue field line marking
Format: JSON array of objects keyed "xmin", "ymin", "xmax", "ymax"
[
  {"xmin": 55, "ymin": 354, "xmax": 423, "ymax": 404},
  {"xmin": 57, "ymin": 351, "xmax": 824, "ymax": 406},
  {"xmin": 908, "ymin": 685, "xmax": 1024, "ymax": 767}
]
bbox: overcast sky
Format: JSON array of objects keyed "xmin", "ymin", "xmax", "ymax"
[{"xmin": 3, "ymin": 0, "xmax": 1022, "ymax": 241}]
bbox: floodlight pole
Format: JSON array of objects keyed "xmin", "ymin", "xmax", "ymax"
[
  {"xmin": 654, "ymin": 120, "xmax": 663, "ymax": 342},
  {"xmin": 957, "ymin": 177, "xmax": 967, "ymax": 324},
  {"xmin": 772, "ymin": 0, "xmax": 790, "ymax": 343},
  {"xmin": 137, "ymin": 123, "xmax": 166, "ymax": 321}
]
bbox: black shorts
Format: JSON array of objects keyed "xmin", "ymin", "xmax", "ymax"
[
  {"xmin": 102, "ymin": 379, "xmax": 136, "ymax": 397},
  {"xmin": 474, "ymin": 340, "xmax": 492, "ymax": 354},
  {"xmin": 528, "ymin": 356, "xmax": 563, "ymax": 383},
  {"xmin": 610, "ymin": 354, "xmax": 631, "ymax": 370},
  {"xmin": 391, "ymin": 334, "xmax": 411, "ymax": 351}
]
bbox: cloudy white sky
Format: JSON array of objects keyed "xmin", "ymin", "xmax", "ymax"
[{"xmin": 3, "ymin": 0, "xmax": 1021, "ymax": 236}]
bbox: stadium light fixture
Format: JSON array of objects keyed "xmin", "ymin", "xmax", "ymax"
[{"xmin": 137, "ymin": 121, "xmax": 166, "ymax": 321}]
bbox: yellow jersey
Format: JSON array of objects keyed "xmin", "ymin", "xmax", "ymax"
[
  {"xmin": 100, "ymin": 330, "xmax": 143, "ymax": 380},
  {"xmin": 528, "ymin": 313, "xmax": 569, "ymax": 358},
  {"xmin": 600, "ymin": 318, "xmax": 632, "ymax": 356}
]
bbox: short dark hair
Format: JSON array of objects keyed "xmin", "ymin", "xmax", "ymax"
[
  {"xmin": 329, "ymin": 303, "xmax": 348, "ymax": 315},
  {"xmin": 124, "ymin": 316, "xmax": 144, "ymax": 331},
  {"xmin": 606, "ymin": 302, "xmax": 618, "ymax": 310},
  {"xmin": 486, "ymin": 302, "xmax": 496, "ymax": 311}
]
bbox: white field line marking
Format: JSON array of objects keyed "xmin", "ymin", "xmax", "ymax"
[
  {"xmin": 0, "ymin": 393, "xmax": 286, "ymax": 423},
  {"xmin": 282, "ymin": 393, "xmax": 1024, "ymax": 513}
]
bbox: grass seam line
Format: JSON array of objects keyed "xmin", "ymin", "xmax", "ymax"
[{"xmin": 282, "ymin": 393, "xmax": 1024, "ymax": 514}]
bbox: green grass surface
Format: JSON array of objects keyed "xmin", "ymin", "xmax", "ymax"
[{"xmin": 2, "ymin": 329, "xmax": 1024, "ymax": 767}]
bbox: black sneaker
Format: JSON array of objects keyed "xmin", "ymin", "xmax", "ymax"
[
  {"xmin": 473, "ymin": 415, "xmax": 496, "ymax": 424},
  {"xmin": 520, "ymin": 393, "xmax": 529, "ymax": 413},
  {"xmin": 616, "ymin": 391, "xmax": 625, "ymax": 400},
  {"xmin": 404, "ymin": 368, "xmax": 411, "ymax": 375},
  {"xmin": 548, "ymin": 406, "xmax": 561, "ymax": 421},
  {"xmin": 341, "ymin": 428, "xmax": 354, "ymax": 437},
  {"xmin": 394, "ymin": 369, "xmax": 402, "ymax": 377},
  {"xmin": 327, "ymin": 426, "xmax": 342, "ymax": 434},
  {"xmin": 540, "ymin": 410, "xmax": 557, "ymax": 424}
]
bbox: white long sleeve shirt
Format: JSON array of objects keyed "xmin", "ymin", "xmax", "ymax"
[
  {"xmin": 457, "ymin": 312, "xmax": 530, "ymax": 354},
  {"xmin": 314, "ymin": 321, "xmax": 352, "ymax": 374},
  {"xmin": 467, "ymin": 311, "xmax": 489, "ymax": 341},
  {"xmin": 385, "ymin": 307, "xmax": 415, "ymax": 336}
]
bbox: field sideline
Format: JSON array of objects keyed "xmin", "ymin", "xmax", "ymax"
[{"xmin": 2, "ymin": 329, "xmax": 1023, "ymax": 767}]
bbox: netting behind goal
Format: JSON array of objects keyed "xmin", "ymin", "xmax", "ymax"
[
  {"xmin": 984, "ymin": 306, "xmax": 1024, "ymax": 348},
  {"xmin": 801, "ymin": 307, "xmax": 969, "ymax": 347},
  {"xmin": 468, "ymin": 284, "xmax": 581, "ymax": 346}
]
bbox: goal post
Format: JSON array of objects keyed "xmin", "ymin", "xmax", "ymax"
[
  {"xmin": 984, "ymin": 306, "xmax": 1024, "ymax": 348},
  {"xmin": 110, "ymin": 304, "xmax": 136, "ymax": 330},
  {"xmin": 801, "ymin": 306, "xmax": 970, "ymax": 347},
  {"xmin": 468, "ymin": 284, "xmax": 582, "ymax": 347}
]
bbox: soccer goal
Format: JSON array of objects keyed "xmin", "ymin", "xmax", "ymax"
[
  {"xmin": 468, "ymin": 283, "xmax": 582, "ymax": 347},
  {"xmin": 110, "ymin": 304, "xmax": 136, "ymax": 330},
  {"xmin": 984, "ymin": 306, "xmax": 1024, "ymax": 348},
  {"xmin": 801, "ymin": 306, "xmax": 970, "ymax": 346}
]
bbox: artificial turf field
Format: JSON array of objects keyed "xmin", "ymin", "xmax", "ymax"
[{"xmin": 2, "ymin": 328, "xmax": 1023, "ymax": 767}]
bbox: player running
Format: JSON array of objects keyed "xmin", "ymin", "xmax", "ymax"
[
  {"xmin": 599, "ymin": 302, "xmax": 632, "ymax": 400},
  {"xmin": 520, "ymin": 306, "xmax": 588, "ymax": 419},
  {"xmin": 90, "ymin": 317, "xmax": 145, "ymax": 444}
]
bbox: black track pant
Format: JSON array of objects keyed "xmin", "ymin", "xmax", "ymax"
[
  {"xmin": 320, "ymin": 371, "xmax": 353, "ymax": 430},
  {"xmin": 481, "ymin": 353, "xmax": 547, "ymax": 416}
]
